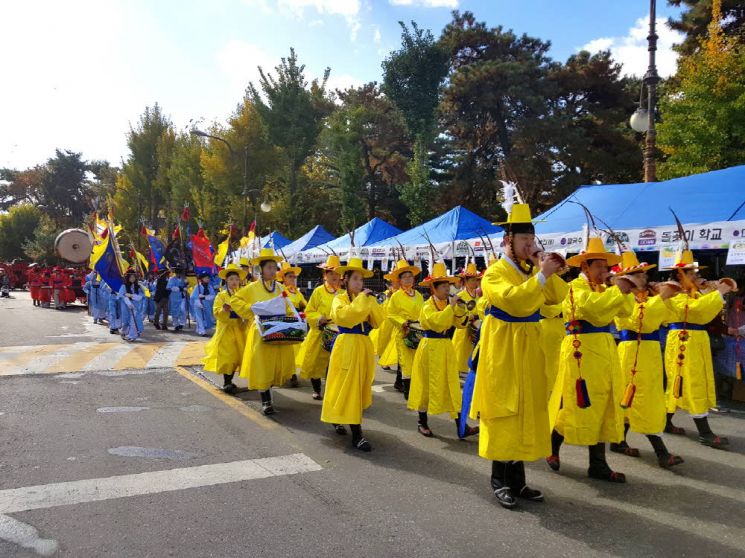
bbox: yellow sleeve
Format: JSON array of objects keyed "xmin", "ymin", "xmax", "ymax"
[
  {"xmin": 484, "ymin": 273, "xmax": 546, "ymax": 317},
  {"xmin": 671, "ymin": 291, "xmax": 724, "ymax": 324},
  {"xmin": 368, "ymin": 297, "xmax": 385, "ymax": 329},
  {"xmin": 420, "ymin": 301, "xmax": 458, "ymax": 332},
  {"xmin": 213, "ymin": 291, "xmax": 231, "ymax": 323},
  {"xmin": 386, "ymin": 292, "xmax": 408, "ymax": 327},
  {"xmin": 544, "ymin": 274, "xmax": 569, "ymax": 305},
  {"xmin": 568, "ymin": 283, "xmax": 633, "ymax": 325},
  {"xmin": 304, "ymin": 288, "xmax": 324, "ymax": 328},
  {"xmin": 332, "ymin": 293, "xmax": 375, "ymax": 328},
  {"xmin": 540, "ymin": 301, "xmax": 563, "ymax": 319},
  {"xmin": 230, "ymin": 285, "xmax": 254, "ymax": 320}
]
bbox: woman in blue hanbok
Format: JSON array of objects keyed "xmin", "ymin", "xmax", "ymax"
[
  {"xmin": 190, "ymin": 272, "xmax": 216, "ymax": 336},
  {"xmin": 119, "ymin": 270, "xmax": 145, "ymax": 342},
  {"xmin": 167, "ymin": 270, "xmax": 188, "ymax": 331},
  {"xmin": 105, "ymin": 282, "xmax": 122, "ymax": 334},
  {"xmin": 83, "ymin": 272, "xmax": 108, "ymax": 324}
]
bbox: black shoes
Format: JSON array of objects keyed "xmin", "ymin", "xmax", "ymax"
[
  {"xmin": 517, "ymin": 486, "xmax": 544, "ymax": 502},
  {"xmin": 699, "ymin": 433, "xmax": 729, "ymax": 449},
  {"xmin": 490, "ymin": 478, "xmax": 517, "ymax": 509},
  {"xmin": 261, "ymin": 402, "xmax": 275, "ymax": 416},
  {"xmin": 353, "ymin": 437, "xmax": 372, "ymax": 452}
]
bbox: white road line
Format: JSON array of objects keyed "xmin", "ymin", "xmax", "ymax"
[
  {"xmin": 145, "ymin": 341, "xmax": 188, "ymax": 368},
  {"xmin": 0, "ymin": 453, "xmax": 322, "ymax": 514},
  {"xmin": 81, "ymin": 343, "xmax": 135, "ymax": 372},
  {"xmin": 0, "ymin": 515, "xmax": 58, "ymax": 556}
]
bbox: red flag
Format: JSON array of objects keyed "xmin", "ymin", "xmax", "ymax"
[
  {"xmin": 140, "ymin": 225, "xmax": 148, "ymax": 237},
  {"xmin": 190, "ymin": 228, "xmax": 214, "ymax": 273},
  {"xmin": 249, "ymin": 220, "xmax": 256, "ymax": 233},
  {"xmin": 172, "ymin": 225, "xmax": 180, "ymax": 240},
  {"xmin": 181, "ymin": 206, "xmax": 190, "ymax": 222}
]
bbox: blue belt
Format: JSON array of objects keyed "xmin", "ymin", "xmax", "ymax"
[
  {"xmin": 618, "ymin": 329, "xmax": 660, "ymax": 342},
  {"xmin": 565, "ymin": 320, "xmax": 612, "ymax": 335},
  {"xmin": 229, "ymin": 311, "xmax": 240, "ymax": 319},
  {"xmin": 423, "ymin": 330, "xmax": 450, "ymax": 339},
  {"xmin": 338, "ymin": 323, "xmax": 371, "ymax": 336},
  {"xmin": 487, "ymin": 306, "xmax": 541, "ymax": 323},
  {"xmin": 668, "ymin": 323, "xmax": 707, "ymax": 331}
]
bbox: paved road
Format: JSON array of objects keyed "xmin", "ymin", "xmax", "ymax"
[{"xmin": 1, "ymin": 292, "xmax": 745, "ymax": 557}]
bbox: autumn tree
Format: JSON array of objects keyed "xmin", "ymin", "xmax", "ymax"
[{"xmin": 667, "ymin": 0, "xmax": 745, "ymax": 55}]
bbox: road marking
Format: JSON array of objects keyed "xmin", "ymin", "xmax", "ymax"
[
  {"xmin": 175, "ymin": 366, "xmax": 280, "ymax": 431},
  {"xmin": 0, "ymin": 515, "xmax": 58, "ymax": 556},
  {"xmin": 113, "ymin": 342, "xmax": 163, "ymax": 370},
  {"xmin": 176, "ymin": 341, "xmax": 207, "ymax": 366},
  {"xmin": 47, "ymin": 342, "xmax": 119, "ymax": 373},
  {"xmin": 81, "ymin": 343, "xmax": 137, "ymax": 372},
  {"xmin": 145, "ymin": 341, "xmax": 188, "ymax": 368},
  {"xmin": 0, "ymin": 345, "xmax": 62, "ymax": 375},
  {"xmin": 0, "ymin": 454, "xmax": 321, "ymax": 514}
]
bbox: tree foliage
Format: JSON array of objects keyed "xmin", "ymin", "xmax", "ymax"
[
  {"xmin": 0, "ymin": 204, "xmax": 42, "ymax": 260},
  {"xmin": 667, "ymin": 0, "xmax": 745, "ymax": 55}
]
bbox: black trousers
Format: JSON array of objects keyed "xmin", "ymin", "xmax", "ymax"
[
  {"xmin": 491, "ymin": 460, "xmax": 526, "ymax": 492},
  {"xmin": 154, "ymin": 298, "xmax": 169, "ymax": 327}
]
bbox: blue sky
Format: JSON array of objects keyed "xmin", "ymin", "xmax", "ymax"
[{"xmin": 0, "ymin": 0, "xmax": 683, "ymax": 169}]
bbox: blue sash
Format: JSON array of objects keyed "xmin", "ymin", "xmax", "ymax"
[
  {"xmin": 618, "ymin": 329, "xmax": 660, "ymax": 342},
  {"xmin": 423, "ymin": 330, "xmax": 450, "ymax": 339},
  {"xmin": 668, "ymin": 323, "xmax": 707, "ymax": 331},
  {"xmin": 338, "ymin": 323, "xmax": 371, "ymax": 336},
  {"xmin": 565, "ymin": 320, "xmax": 611, "ymax": 335},
  {"xmin": 487, "ymin": 306, "xmax": 541, "ymax": 323}
]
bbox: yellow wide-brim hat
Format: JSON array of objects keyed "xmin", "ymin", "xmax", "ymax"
[
  {"xmin": 336, "ymin": 257, "xmax": 373, "ymax": 278},
  {"xmin": 420, "ymin": 262, "xmax": 459, "ymax": 286},
  {"xmin": 218, "ymin": 263, "xmax": 248, "ymax": 281},
  {"xmin": 388, "ymin": 258, "xmax": 421, "ymax": 280},
  {"xmin": 250, "ymin": 248, "xmax": 283, "ymax": 266},
  {"xmin": 614, "ymin": 250, "xmax": 656, "ymax": 276},
  {"xmin": 239, "ymin": 257, "xmax": 250, "ymax": 267},
  {"xmin": 566, "ymin": 237, "xmax": 623, "ymax": 267},
  {"xmin": 277, "ymin": 261, "xmax": 301, "ymax": 281},
  {"xmin": 494, "ymin": 203, "xmax": 539, "ymax": 226},
  {"xmin": 317, "ymin": 254, "xmax": 341, "ymax": 271},
  {"xmin": 661, "ymin": 249, "xmax": 707, "ymax": 271},
  {"xmin": 458, "ymin": 262, "xmax": 482, "ymax": 278}
]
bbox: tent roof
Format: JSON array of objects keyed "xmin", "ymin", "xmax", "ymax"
[
  {"xmin": 261, "ymin": 231, "xmax": 292, "ymax": 250},
  {"xmin": 369, "ymin": 205, "xmax": 502, "ymax": 247},
  {"xmin": 535, "ymin": 165, "xmax": 745, "ymax": 234},
  {"xmin": 281, "ymin": 225, "xmax": 335, "ymax": 256},
  {"xmin": 310, "ymin": 217, "xmax": 402, "ymax": 254}
]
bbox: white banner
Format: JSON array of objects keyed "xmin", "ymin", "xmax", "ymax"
[{"xmin": 658, "ymin": 246, "xmax": 677, "ymax": 269}]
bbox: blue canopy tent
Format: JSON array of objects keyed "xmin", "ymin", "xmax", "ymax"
[
  {"xmin": 261, "ymin": 231, "xmax": 292, "ymax": 250},
  {"xmin": 368, "ymin": 205, "xmax": 502, "ymax": 261},
  {"xmin": 533, "ymin": 165, "xmax": 745, "ymax": 252},
  {"xmin": 281, "ymin": 225, "xmax": 335, "ymax": 260},
  {"xmin": 298, "ymin": 217, "xmax": 402, "ymax": 263}
]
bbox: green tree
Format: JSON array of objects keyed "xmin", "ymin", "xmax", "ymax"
[
  {"xmin": 668, "ymin": 0, "xmax": 745, "ymax": 55},
  {"xmin": 383, "ymin": 22, "xmax": 449, "ymax": 225},
  {"xmin": 248, "ymin": 49, "xmax": 334, "ymax": 236},
  {"xmin": 0, "ymin": 204, "xmax": 42, "ymax": 260},
  {"xmin": 658, "ymin": 3, "xmax": 745, "ymax": 178},
  {"xmin": 22, "ymin": 214, "xmax": 58, "ymax": 264}
]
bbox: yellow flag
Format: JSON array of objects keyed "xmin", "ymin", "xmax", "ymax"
[{"xmin": 214, "ymin": 239, "xmax": 229, "ymax": 267}]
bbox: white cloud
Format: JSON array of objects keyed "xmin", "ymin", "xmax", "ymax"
[
  {"xmin": 325, "ymin": 73, "xmax": 366, "ymax": 95},
  {"xmin": 389, "ymin": 0, "xmax": 459, "ymax": 7},
  {"xmin": 373, "ymin": 26, "xmax": 382, "ymax": 44},
  {"xmin": 267, "ymin": 0, "xmax": 362, "ymax": 41},
  {"xmin": 216, "ymin": 40, "xmax": 278, "ymax": 94},
  {"xmin": 579, "ymin": 16, "xmax": 684, "ymax": 78}
]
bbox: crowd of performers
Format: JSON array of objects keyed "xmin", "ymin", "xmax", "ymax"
[
  {"xmin": 26, "ymin": 265, "xmax": 87, "ymax": 308},
  {"xmin": 199, "ymin": 195, "xmax": 739, "ymax": 511}
]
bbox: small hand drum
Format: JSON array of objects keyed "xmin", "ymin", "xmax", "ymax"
[
  {"xmin": 321, "ymin": 324, "xmax": 340, "ymax": 352},
  {"xmin": 256, "ymin": 315, "xmax": 308, "ymax": 345},
  {"xmin": 403, "ymin": 321, "xmax": 425, "ymax": 350}
]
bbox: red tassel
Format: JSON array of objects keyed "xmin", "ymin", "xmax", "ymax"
[
  {"xmin": 620, "ymin": 383, "xmax": 636, "ymax": 409},
  {"xmin": 576, "ymin": 378, "xmax": 591, "ymax": 409},
  {"xmin": 673, "ymin": 375, "xmax": 683, "ymax": 399}
]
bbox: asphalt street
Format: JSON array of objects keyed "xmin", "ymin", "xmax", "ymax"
[{"xmin": 1, "ymin": 291, "xmax": 744, "ymax": 557}]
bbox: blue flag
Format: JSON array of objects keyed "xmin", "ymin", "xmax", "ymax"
[
  {"xmin": 95, "ymin": 235, "xmax": 124, "ymax": 292},
  {"xmin": 146, "ymin": 235, "xmax": 166, "ymax": 271}
]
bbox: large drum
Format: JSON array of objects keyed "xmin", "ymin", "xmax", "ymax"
[
  {"xmin": 468, "ymin": 318, "xmax": 482, "ymax": 345},
  {"xmin": 403, "ymin": 321, "xmax": 425, "ymax": 350},
  {"xmin": 55, "ymin": 229, "xmax": 92, "ymax": 264},
  {"xmin": 255, "ymin": 315, "xmax": 308, "ymax": 345},
  {"xmin": 321, "ymin": 324, "xmax": 340, "ymax": 352}
]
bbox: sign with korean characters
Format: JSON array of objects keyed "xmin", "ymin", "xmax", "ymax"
[{"xmin": 726, "ymin": 239, "xmax": 745, "ymax": 265}]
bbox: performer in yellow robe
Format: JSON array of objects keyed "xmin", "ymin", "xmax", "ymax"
[
  {"xmin": 471, "ymin": 196, "xmax": 568, "ymax": 509},
  {"xmin": 384, "ymin": 259, "xmax": 423, "ymax": 399},
  {"xmin": 231, "ymin": 248, "xmax": 297, "ymax": 416},
  {"xmin": 662, "ymin": 249, "xmax": 733, "ymax": 448},
  {"xmin": 321, "ymin": 257, "xmax": 384, "ymax": 451},
  {"xmin": 409, "ymin": 262, "xmax": 478, "ymax": 438},
  {"xmin": 548, "ymin": 236, "xmax": 637, "ymax": 483},
  {"xmin": 452, "ymin": 262, "xmax": 482, "ymax": 374},
  {"xmin": 203, "ymin": 263, "xmax": 247, "ymax": 394},
  {"xmin": 375, "ymin": 274, "xmax": 399, "ymax": 369},
  {"xmin": 278, "ymin": 260, "xmax": 307, "ymax": 389},
  {"xmin": 611, "ymin": 251, "xmax": 683, "ymax": 468},
  {"xmin": 296, "ymin": 255, "xmax": 341, "ymax": 400}
]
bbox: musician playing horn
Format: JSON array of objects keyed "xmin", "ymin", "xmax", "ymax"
[{"xmin": 471, "ymin": 182, "xmax": 568, "ymax": 509}]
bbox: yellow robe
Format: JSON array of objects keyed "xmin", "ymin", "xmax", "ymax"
[
  {"xmin": 615, "ymin": 295, "xmax": 668, "ymax": 434},
  {"xmin": 451, "ymin": 288, "xmax": 480, "ymax": 373},
  {"xmin": 285, "ymin": 287, "xmax": 307, "ymax": 365},
  {"xmin": 663, "ymin": 291, "xmax": 723, "ymax": 415},
  {"xmin": 385, "ymin": 289, "xmax": 424, "ymax": 378},
  {"xmin": 409, "ymin": 298, "xmax": 466, "ymax": 416},
  {"xmin": 550, "ymin": 277, "xmax": 634, "ymax": 446},
  {"xmin": 202, "ymin": 290, "xmax": 246, "ymax": 375},
  {"xmin": 231, "ymin": 280, "xmax": 297, "ymax": 390},
  {"xmin": 540, "ymin": 302, "xmax": 565, "ymax": 392},
  {"xmin": 321, "ymin": 291, "xmax": 384, "ymax": 425},
  {"xmin": 377, "ymin": 291, "xmax": 399, "ymax": 366},
  {"xmin": 472, "ymin": 258, "xmax": 568, "ymax": 461},
  {"xmin": 296, "ymin": 284, "xmax": 337, "ymax": 379}
]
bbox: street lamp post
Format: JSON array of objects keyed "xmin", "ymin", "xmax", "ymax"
[{"xmin": 629, "ymin": 0, "xmax": 660, "ymax": 183}]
